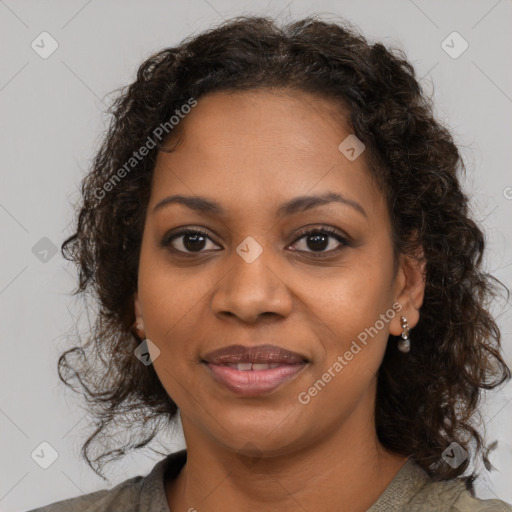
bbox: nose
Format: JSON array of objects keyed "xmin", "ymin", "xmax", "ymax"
[{"xmin": 210, "ymin": 245, "xmax": 294, "ymax": 324}]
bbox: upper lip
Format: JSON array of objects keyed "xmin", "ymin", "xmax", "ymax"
[{"xmin": 202, "ymin": 344, "xmax": 309, "ymax": 364}]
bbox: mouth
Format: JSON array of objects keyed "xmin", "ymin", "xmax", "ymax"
[{"xmin": 201, "ymin": 344, "xmax": 310, "ymax": 396}]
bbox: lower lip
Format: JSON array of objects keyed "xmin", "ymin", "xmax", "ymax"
[{"xmin": 203, "ymin": 362, "xmax": 308, "ymax": 396}]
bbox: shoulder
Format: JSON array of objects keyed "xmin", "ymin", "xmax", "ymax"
[
  {"xmin": 25, "ymin": 449, "xmax": 187, "ymax": 512},
  {"xmin": 370, "ymin": 457, "xmax": 512, "ymax": 512},
  {"xmin": 24, "ymin": 475, "xmax": 143, "ymax": 512},
  {"xmin": 408, "ymin": 474, "xmax": 512, "ymax": 512},
  {"xmin": 449, "ymin": 487, "xmax": 512, "ymax": 512}
]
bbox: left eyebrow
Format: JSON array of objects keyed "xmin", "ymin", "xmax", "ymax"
[
  {"xmin": 276, "ymin": 192, "xmax": 367, "ymax": 218},
  {"xmin": 152, "ymin": 191, "xmax": 367, "ymax": 218}
]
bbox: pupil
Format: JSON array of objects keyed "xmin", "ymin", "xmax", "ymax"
[
  {"xmin": 184, "ymin": 233, "xmax": 206, "ymax": 251},
  {"xmin": 308, "ymin": 233, "xmax": 328, "ymax": 251}
]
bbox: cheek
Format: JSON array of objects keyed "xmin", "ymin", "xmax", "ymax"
[
  {"xmin": 137, "ymin": 267, "xmax": 205, "ymax": 402},
  {"xmin": 298, "ymin": 285, "xmax": 392, "ymax": 419},
  {"xmin": 307, "ymin": 255, "xmax": 393, "ymax": 337},
  {"xmin": 137, "ymin": 252, "xmax": 229, "ymax": 383},
  {"xmin": 299, "ymin": 252, "xmax": 394, "ymax": 391},
  {"xmin": 139, "ymin": 272, "xmax": 203, "ymax": 346}
]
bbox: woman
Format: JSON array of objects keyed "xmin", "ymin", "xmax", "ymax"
[{"xmin": 28, "ymin": 14, "xmax": 512, "ymax": 512}]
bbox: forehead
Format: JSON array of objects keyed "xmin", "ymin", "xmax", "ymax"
[
  {"xmin": 150, "ymin": 89, "xmax": 385, "ymax": 220},
  {"xmin": 163, "ymin": 89, "xmax": 352, "ymax": 158}
]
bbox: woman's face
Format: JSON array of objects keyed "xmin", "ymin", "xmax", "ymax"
[{"xmin": 135, "ymin": 89, "xmax": 423, "ymax": 456}]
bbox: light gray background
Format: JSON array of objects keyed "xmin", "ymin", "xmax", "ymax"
[{"xmin": 1, "ymin": 1, "xmax": 511, "ymax": 510}]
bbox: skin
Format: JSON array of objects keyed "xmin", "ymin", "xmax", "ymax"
[{"xmin": 133, "ymin": 89, "xmax": 426, "ymax": 512}]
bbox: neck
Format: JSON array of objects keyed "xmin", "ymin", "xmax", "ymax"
[{"xmin": 165, "ymin": 393, "xmax": 409, "ymax": 512}]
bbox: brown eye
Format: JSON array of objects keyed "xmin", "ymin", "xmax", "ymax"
[
  {"xmin": 290, "ymin": 227, "xmax": 348, "ymax": 257},
  {"xmin": 163, "ymin": 229, "xmax": 220, "ymax": 254}
]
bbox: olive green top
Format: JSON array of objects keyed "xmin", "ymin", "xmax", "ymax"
[{"xmin": 27, "ymin": 449, "xmax": 512, "ymax": 511}]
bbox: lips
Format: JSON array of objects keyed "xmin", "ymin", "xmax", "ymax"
[
  {"xmin": 201, "ymin": 344, "xmax": 309, "ymax": 396},
  {"xmin": 202, "ymin": 344, "xmax": 309, "ymax": 365}
]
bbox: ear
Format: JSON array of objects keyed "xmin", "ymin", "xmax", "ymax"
[
  {"xmin": 389, "ymin": 247, "xmax": 426, "ymax": 336},
  {"xmin": 133, "ymin": 291, "xmax": 145, "ymax": 339}
]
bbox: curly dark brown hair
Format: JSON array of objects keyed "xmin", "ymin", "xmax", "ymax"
[{"xmin": 59, "ymin": 14, "xmax": 511, "ymax": 489}]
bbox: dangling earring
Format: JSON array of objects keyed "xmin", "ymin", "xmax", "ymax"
[{"xmin": 398, "ymin": 316, "xmax": 411, "ymax": 353}]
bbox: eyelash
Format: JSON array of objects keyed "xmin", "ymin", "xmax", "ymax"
[{"xmin": 162, "ymin": 226, "xmax": 349, "ymax": 259}]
